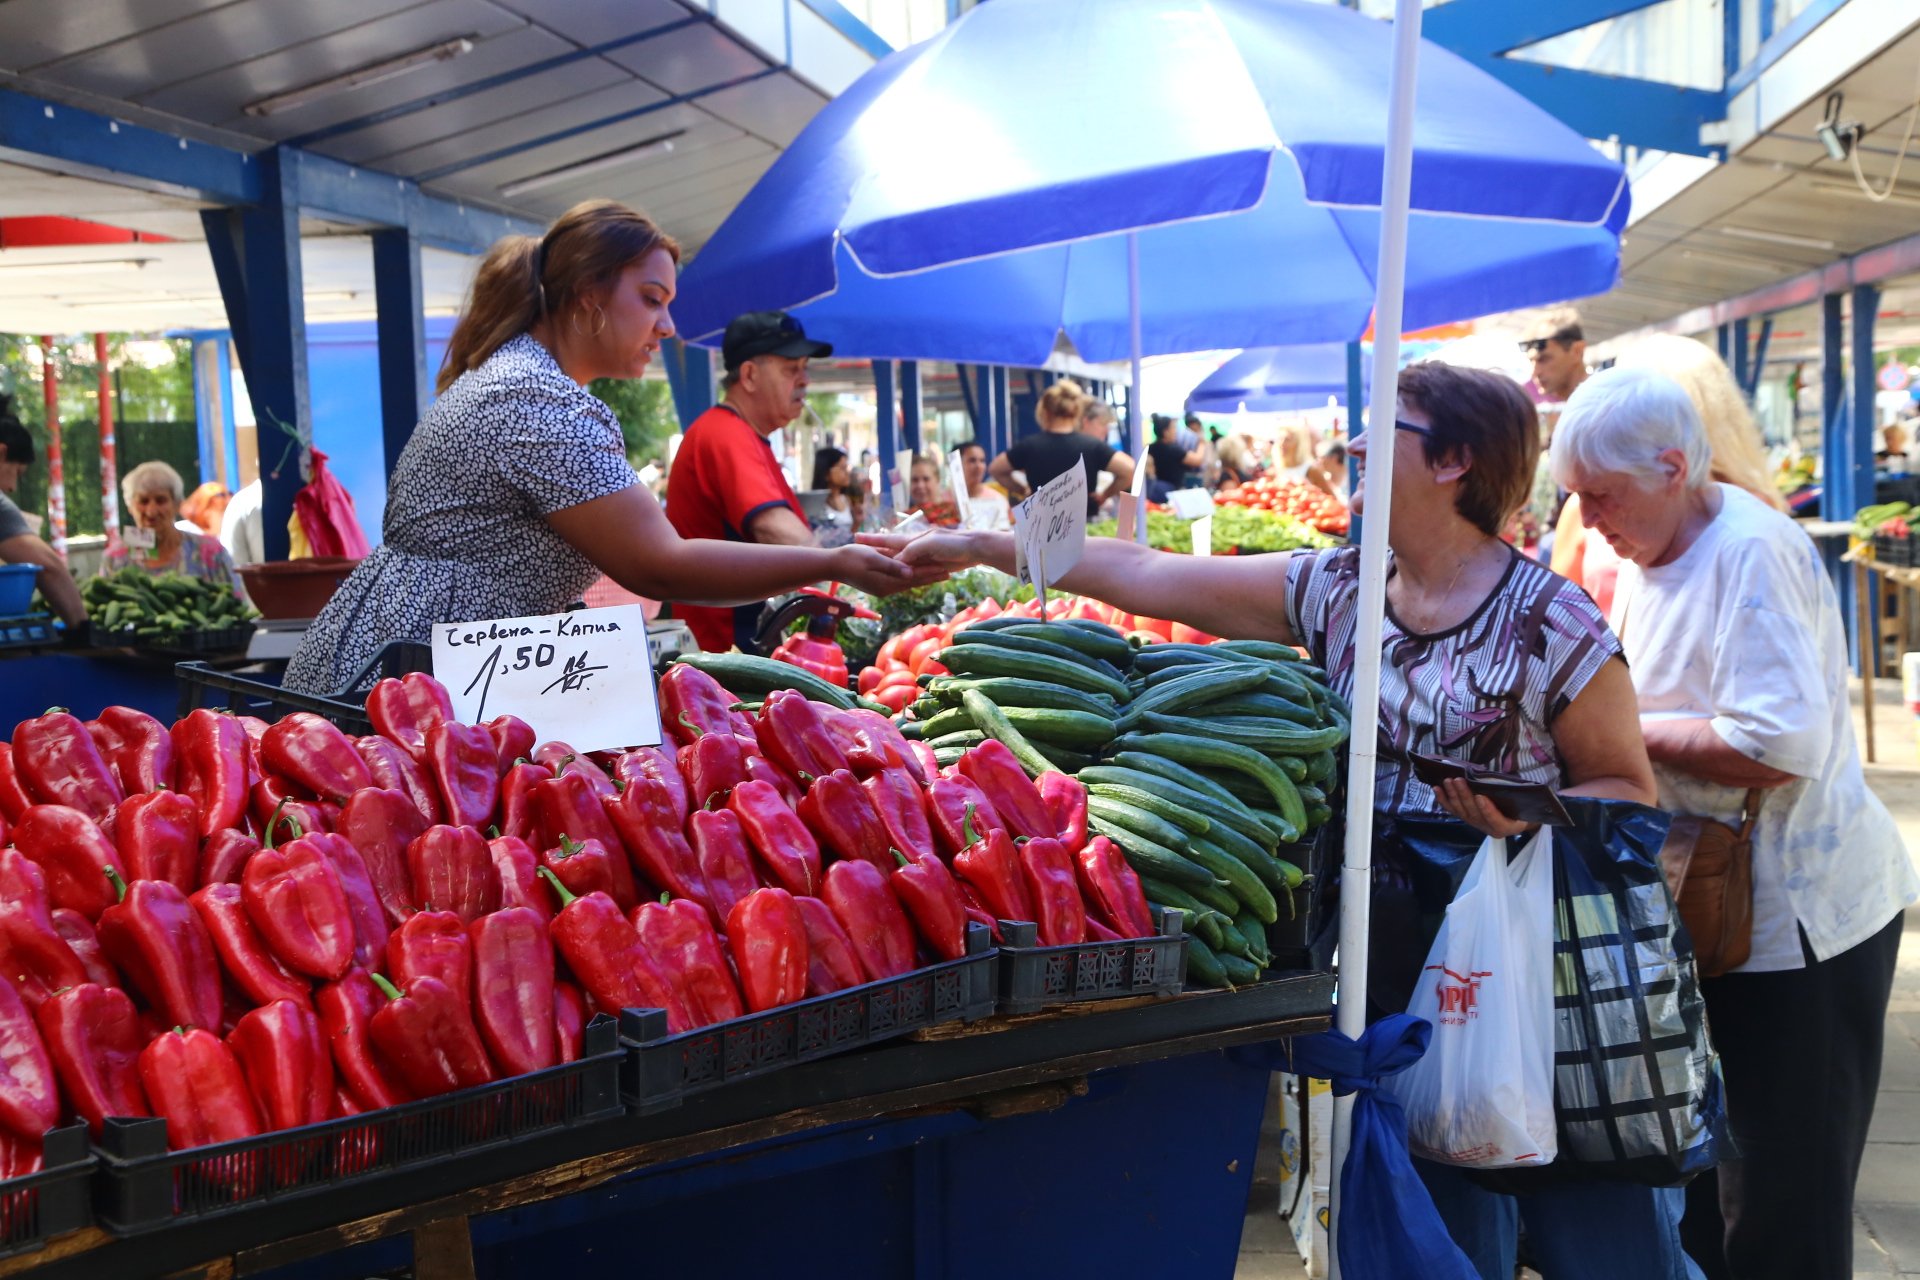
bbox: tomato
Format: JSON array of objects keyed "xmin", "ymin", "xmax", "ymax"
[
  {"xmin": 1169, "ymin": 622, "xmax": 1217, "ymax": 645},
  {"xmin": 907, "ymin": 634, "xmax": 946, "ymax": 675},
  {"xmin": 873, "ymin": 684, "xmax": 916, "ymax": 713},
  {"xmin": 876, "ymin": 668, "xmax": 920, "ymax": 691},
  {"xmin": 1134, "ymin": 615, "xmax": 1173, "ymax": 643},
  {"xmin": 857, "ymin": 666, "xmax": 884, "ymax": 695}
]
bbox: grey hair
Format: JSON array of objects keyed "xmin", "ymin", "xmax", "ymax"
[
  {"xmin": 1551, "ymin": 365, "xmax": 1712, "ymax": 493},
  {"xmin": 120, "ymin": 459, "xmax": 186, "ymax": 509}
]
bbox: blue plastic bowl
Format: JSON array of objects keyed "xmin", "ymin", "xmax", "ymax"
[{"xmin": 0, "ymin": 563, "xmax": 42, "ymax": 616}]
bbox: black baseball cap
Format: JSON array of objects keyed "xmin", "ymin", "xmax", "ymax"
[{"xmin": 722, "ymin": 311, "xmax": 833, "ymax": 370}]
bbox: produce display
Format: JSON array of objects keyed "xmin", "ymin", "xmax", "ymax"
[
  {"xmin": 890, "ymin": 617, "xmax": 1345, "ymax": 989},
  {"xmin": 1856, "ymin": 501, "xmax": 1912, "ymax": 539},
  {"xmin": 1215, "ymin": 477, "xmax": 1350, "ymax": 535},
  {"xmin": 1088, "ymin": 506, "xmax": 1339, "ymax": 555},
  {"xmin": 82, "ymin": 568, "xmax": 257, "ymax": 646}
]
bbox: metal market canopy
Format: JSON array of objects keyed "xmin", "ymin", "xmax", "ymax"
[{"xmin": 0, "ymin": 0, "xmax": 888, "ymax": 331}]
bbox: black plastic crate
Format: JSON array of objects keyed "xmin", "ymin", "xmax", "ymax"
[
  {"xmin": 92, "ymin": 623, "xmax": 256, "ymax": 657},
  {"xmin": 995, "ymin": 905, "xmax": 1187, "ymax": 1015},
  {"xmin": 621, "ymin": 921, "xmax": 997, "ymax": 1112},
  {"xmin": 0, "ymin": 613, "xmax": 56, "ymax": 652},
  {"xmin": 174, "ymin": 639, "xmax": 432, "ymax": 734},
  {"xmin": 0, "ymin": 1126, "xmax": 92, "ymax": 1259},
  {"xmin": 93, "ymin": 1015, "xmax": 621, "ymax": 1235},
  {"xmin": 1875, "ymin": 532, "xmax": 1916, "ymax": 567}
]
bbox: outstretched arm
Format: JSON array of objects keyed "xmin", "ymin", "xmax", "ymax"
[{"xmin": 863, "ymin": 527, "xmax": 1298, "ymax": 644}]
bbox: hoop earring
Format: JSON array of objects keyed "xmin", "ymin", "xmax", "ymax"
[{"xmin": 569, "ymin": 304, "xmax": 606, "ymax": 338}]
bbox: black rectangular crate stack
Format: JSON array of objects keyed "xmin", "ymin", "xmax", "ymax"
[
  {"xmin": 174, "ymin": 639, "xmax": 432, "ymax": 734},
  {"xmin": 0, "ymin": 1127, "xmax": 92, "ymax": 1260},
  {"xmin": 622, "ymin": 922, "xmax": 997, "ymax": 1112},
  {"xmin": 995, "ymin": 905, "xmax": 1188, "ymax": 1015},
  {"xmin": 93, "ymin": 1017, "xmax": 622, "ymax": 1234},
  {"xmin": 1875, "ymin": 530, "xmax": 1917, "ymax": 567}
]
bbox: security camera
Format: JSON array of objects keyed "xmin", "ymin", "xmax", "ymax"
[{"xmin": 1818, "ymin": 92, "xmax": 1863, "ymax": 162}]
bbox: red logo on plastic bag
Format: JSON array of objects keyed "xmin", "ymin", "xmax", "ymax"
[{"xmin": 1428, "ymin": 965, "xmax": 1488, "ymax": 1025}]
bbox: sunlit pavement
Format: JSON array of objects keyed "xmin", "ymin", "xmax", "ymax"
[{"xmin": 1235, "ymin": 675, "xmax": 1920, "ymax": 1280}]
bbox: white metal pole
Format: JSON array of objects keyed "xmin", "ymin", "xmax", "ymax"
[
  {"xmin": 1128, "ymin": 233, "xmax": 1150, "ymax": 544},
  {"xmin": 1327, "ymin": 1, "xmax": 1422, "ymax": 1276}
]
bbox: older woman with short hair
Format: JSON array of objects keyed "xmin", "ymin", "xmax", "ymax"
[
  {"xmin": 104, "ymin": 460, "xmax": 243, "ymax": 594},
  {"xmin": 1555, "ymin": 365, "xmax": 1917, "ymax": 1280}
]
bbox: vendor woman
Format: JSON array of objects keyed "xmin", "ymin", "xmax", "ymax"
[
  {"xmin": 283, "ymin": 199, "xmax": 926, "ymax": 693},
  {"xmin": 104, "ymin": 460, "xmax": 244, "ymax": 595}
]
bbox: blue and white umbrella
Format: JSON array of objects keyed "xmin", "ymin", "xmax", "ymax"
[{"xmin": 1186, "ymin": 343, "xmax": 1369, "ymax": 414}]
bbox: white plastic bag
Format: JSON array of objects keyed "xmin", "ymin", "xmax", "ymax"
[{"xmin": 1389, "ymin": 828, "xmax": 1557, "ymax": 1169}]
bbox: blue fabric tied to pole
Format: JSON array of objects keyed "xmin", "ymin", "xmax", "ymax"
[{"xmin": 1239, "ymin": 1014, "xmax": 1476, "ymax": 1280}]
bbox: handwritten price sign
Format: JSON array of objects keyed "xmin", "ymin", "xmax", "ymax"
[
  {"xmin": 431, "ymin": 604, "xmax": 662, "ymax": 752},
  {"xmin": 1013, "ymin": 463, "xmax": 1087, "ymax": 595}
]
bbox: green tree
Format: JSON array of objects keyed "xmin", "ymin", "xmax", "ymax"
[{"xmin": 588, "ymin": 377, "xmax": 678, "ymax": 467}]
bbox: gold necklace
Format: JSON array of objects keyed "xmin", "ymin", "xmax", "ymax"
[{"xmin": 1398, "ymin": 546, "xmax": 1475, "ymax": 633}]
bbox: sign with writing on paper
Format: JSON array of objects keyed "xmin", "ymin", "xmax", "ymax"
[
  {"xmin": 1192, "ymin": 514, "xmax": 1213, "ymax": 557},
  {"xmin": 1012, "ymin": 464, "xmax": 1088, "ymax": 590},
  {"xmin": 120, "ymin": 526, "xmax": 155, "ymax": 551},
  {"xmin": 1115, "ymin": 492, "xmax": 1140, "ymax": 542},
  {"xmin": 888, "ymin": 467, "xmax": 906, "ymax": 515},
  {"xmin": 432, "ymin": 605, "xmax": 662, "ymax": 752},
  {"xmin": 1165, "ymin": 488, "xmax": 1216, "ymax": 520},
  {"xmin": 1129, "ymin": 444, "xmax": 1150, "ymax": 544},
  {"xmin": 946, "ymin": 448, "xmax": 972, "ymax": 525}
]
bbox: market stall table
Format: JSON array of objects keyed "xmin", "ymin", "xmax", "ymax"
[
  {"xmin": 0, "ymin": 973, "xmax": 1331, "ymax": 1280},
  {"xmin": 1839, "ymin": 544, "xmax": 1920, "ymax": 764}
]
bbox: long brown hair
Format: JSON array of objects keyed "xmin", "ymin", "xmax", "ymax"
[{"xmin": 437, "ymin": 199, "xmax": 681, "ymax": 393}]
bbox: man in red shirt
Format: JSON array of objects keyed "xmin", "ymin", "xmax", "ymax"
[{"xmin": 666, "ymin": 311, "xmax": 834, "ymax": 651}]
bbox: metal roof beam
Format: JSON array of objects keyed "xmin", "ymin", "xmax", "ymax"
[{"xmin": 1423, "ymin": 0, "xmax": 1670, "ymax": 55}]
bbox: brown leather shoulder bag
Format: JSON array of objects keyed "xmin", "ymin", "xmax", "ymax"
[{"xmin": 1657, "ymin": 788, "xmax": 1763, "ymax": 978}]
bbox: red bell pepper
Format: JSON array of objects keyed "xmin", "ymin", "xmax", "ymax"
[
  {"xmin": 953, "ymin": 882, "xmax": 1003, "ymax": 943},
  {"xmin": 0, "ymin": 978, "xmax": 57, "ymax": 1143},
  {"xmin": 484, "ymin": 715, "xmax": 537, "ymax": 777},
  {"xmin": 953, "ymin": 810, "xmax": 1035, "ymax": 925},
  {"xmin": 927, "ymin": 774, "xmax": 1007, "ymax": 856},
  {"xmin": 0, "ymin": 746, "xmax": 32, "ymax": 824},
  {"xmin": 753, "ymin": 690, "xmax": 851, "ymax": 781},
  {"xmin": 631, "ymin": 894, "xmax": 743, "ymax": 1028},
  {"xmin": 532, "ymin": 744, "xmax": 616, "ymax": 799},
  {"xmin": 171, "ymin": 710, "xmax": 251, "ymax": 836},
  {"xmin": 604, "ymin": 777, "xmax": 707, "ymax": 903},
  {"xmin": 688, "ymin": 809, "xmax": 759, "ymax": 927},
  {"xmin": 48, "ymin": 907, "xmax": 117, "ymax": 991},
  {"xmin": 907, "ymin": 741, "xmax": 941, "ymax": 783},
  {"xmin": 497, "ymin": 758, "xmax": 549, "ymax": 843},
  {"xmin": 794, "ymin": 895, "xmax": 866, "ymax": 995},
  {"xmin": 769, "ymin": 631, "xmax": 847, "ymax": 687},
  {"xmin": 796, "ymin": 769, "xmax": 894, "ymax": 873},
  {"xmin": 354, "ymin": 735, "xmax": 443, "ymax": 825},
  {"xmin": 728, "ymin": 780, "xmax": 820, "ymax": 897},
  {"xmin": 1037, "ymin": 773, "xmax": 1089, "ymax": 850},
  {"xmin": 228, "ymin": 999, "xmax": 333, "ymax": 1130},
  {"xmin": 365, "ymin": 672, "xmax": 454, "ymax": 764},
  {"xmin": 891, "ymin": 850, "xmax": 968, "ymax": 962},
  {"xmin": 536, "ymin": 871, "xmax": 691, "ymax": 1032},
  {"xmin": 537, "ymin": 835, "xmax": 618, "ymax": 903},
  {"xmin": 553, "ymin": 981, "xmax": 587, "ymax": 1063},
  {"xmin": 242, "ymin": 816, "xmax": 356, "ymax": 980},
  {"xmin": 367, "ymin": 973, "xmax": 495, "ymax": 1098},
  {"xmin": 469, "ymin": 907, "xmax": 558, "ymax": 1076},
  {"xmin": 192, "ymin": 883, "xmax": 312, "ymax": 1008},
  {"xmin": 678, "ymin": 731, "xmax": 751, "ymax": 810},
  {"xmin": 337, "ymin": 788, "xmax": 426, "ymax": 928},
  {"xmin": 99, "ymin": 868, "xmax": 224, "ymax": 1030},
  {"xmin": 198, "ymin": 829, "xmax": 260, "ymax": 888},
  {"xmin": 114, "ymin": 791, "xmax": 200, "ymax": 892},
  {"xmin": 860, "ymin": 767, "xmax": 938, "ymax": 865},
  {"xmin": 1085, "ymin": 915, "xmax": 1123, "ymax": 942},
  {"xmin": 823, "ymin": 860, "xmax": 917, "ymax": 982},
  {"xmin": 742, "ymin": 752, "xmax": 802, "ymax": 808},
  {"xmin": 488, "ymin": 835, "xmax": 551, "ymax": 921},
  {"xmin": 251, "ymin": 776, "xmax": 335, "ymax": 840},
  {"xmin": 315, "ymin": 971, "xmax": 410, "ymax": 1111},
  {"xmin": 87, "ymin": 706, "xmax": 176, "ymax": 794},
  {"xmin": 1018, "ymin": 837, "xmax": 1087, "ymax": 946},
  {"xmin": 821, "ymin": 707, "xmax": 925, "ymax": 783},
  {"xmin": 727, "ymin": 888, "xmax": 808, "ymax": 1012},
  {"xmin": 661, "ymin": 665, "xmax": 740, "ymax": 747},
  {"xmin": 35, "ymin": 983, "xmax": 147, "ymax": 1136},
  {"xmin": 308, "ymin": 833, "xmax": 389, "ymax": 973},
  {"xmin": 11, "ymin": 805, "xmax": 126, "ymax": 921},
  {"xmin": 406, "ymin": 824, "xmax": 500, "ymax": 924},
  {"xmin": 425, "ymin": 721, "xmax": 499, "ymax": 830},
  {"xmin": 612, "ymin": 748, "xmax": 687, "ymax": 826},
  {"xmin": 956, "ymin": 740, "xmax": 1055, "ymax": 840},
  {"xmin": 261, "ymin": 713, "xmax": 373, "ymax": 804},
  {"xmin": 12, "ymin": 708, "xmax": 122, "ymax": 823},
  {"xmin": 139, "ymin": 1026, "xmax": 263, "ymax": 1150},
  {"xmin": 1074, "ymin": 836, "xmax": 1154, "ymax": 938},
  {"xmin": 387, "ymin": 911, "xmax": 473, "ymax": 1012},
  {"xmin": 531, "ymin": 772, "xmax": 637, "ymax": 910},
  {"xmin": 0, "ymin": 849, "xmax": 88, "ymax": 1007}
]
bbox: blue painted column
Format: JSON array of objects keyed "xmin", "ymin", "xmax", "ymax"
[
  {"xmin": 976, "ymin": 366, "xmax": 995, "ymax": 455},
  {"xmin": 899, "ymin": 360, "xmax": 921, "ymax": 464},
  {"xmin": 1854, "ymin": 284, "xmax": 1883, "ymax": 674},
  {"xmin": 1716, "ymin": 323, "xmax": 1733, "ymax": 365},
  {"xmin": 873, "ymin": 359, "xmax": 897, "ymax": 509},
  {"xmin": 1819, "ymin": 292, "xmax": 1861, "ymax": 663},
  {"xmin": 992, "ymin": 367, "xmax": 1010, "ymax": 454},
  {"xmin": 1345, "ymin": 341, "xmax": 1365, "ymax": 437},
  {"xmin": 371, "ymin": 227, "xmax": 428, "ymax": 477},
  {"xmin": 1732, "ymin": 317, "xmax": 1750, "ymax": 396},
  {"xmin": 663, "ymin": 339, "xmax": 715, "ymax": 431}
]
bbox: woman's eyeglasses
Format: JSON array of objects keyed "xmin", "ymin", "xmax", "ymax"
[{"xmin": 1394, "ymin": 420, "xmax": 1435, "ymax": 440}]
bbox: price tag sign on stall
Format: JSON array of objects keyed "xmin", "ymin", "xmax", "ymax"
[
  {"xmin": 1191, "ymin": 514, "xmax": 1214, "ymax": 557},
  {"xmin": 1115, "ymin": 443, "xmax": 1151, "ymax": 543},
  {"xmin": 120, "ymin": 526, "xmax": 155, "ymax": 551},
  {"xmin": 1012, "ymin": 464, "xmax": 1087, "ymax": 613},
  {"xmin": 946, "ymin": 448, "xmax": 973, "ymax": 525},
  {"xmin": 432, "ymin": 604, "xmax": 663, "ymax": 752}
]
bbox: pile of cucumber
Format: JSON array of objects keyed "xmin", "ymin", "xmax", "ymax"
[
  {"xmin": 898, "ymin": 617, "xmax": 1348, "ymax": 989},
  {"xmin": 83, "ymin": 567, "xmax": 256, "ymax": 645}
]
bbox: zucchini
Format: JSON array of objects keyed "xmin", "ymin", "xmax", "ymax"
[
  {"xmin": 1086, "ymin": 814, "xmax": 1219, "ymax": 891},
  {"xmin": 1186, "ymin": 835, "xmax": 1278, "ymax": 924},
  {"xmin": 927, "ymin": 677, "xmax": 1116, "ymax": 716},
  {"xmin": 937, "ymin": 646, "xmax": 1133, "ymax": 700},
  {"xmin": 673, "ymin": 653, "xmax": 856, "ymax": 709},
  {"xmin": 960, "ymin": 690, "xmax": 1057, "ymax": 778},
  {"xmin": 1113, "ymin": 731, "xmax": 1309, "ymax": 834},
  {"xmin": 1138, "ymin": 712, "xmax": 1346, "ymax": 757},
  {"xmin": 1086, "ymin": 794, "xmax": 1194, "ymax": 852},
  {"xmin": 1184, "ymin": 935, "xmax": 1230, "ymax": 987},
  {"xmin": 995, "ymin": 622, "xmax": 1134, "ymax": 664},
  {"xmin": 1084, "ymin": 784, "xmax": 1209, "ymax": 834}
]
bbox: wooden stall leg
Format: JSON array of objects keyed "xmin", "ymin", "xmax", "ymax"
[
  {"xmin": 1858, "ymin": 560, "xmax": 1877, "ymax": 764},
  {"xmin": 412, "ymin": 1218, "xmax": 476, "ymax": 1280}
]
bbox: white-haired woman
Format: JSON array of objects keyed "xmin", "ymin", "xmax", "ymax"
[
  {"xmin": 102, "ymin": 460, "xmax": 243, "ymax": 595},
  {"xmin": 1555, "ymin": 365, "xmax": 1917, "ymax": 1280}
]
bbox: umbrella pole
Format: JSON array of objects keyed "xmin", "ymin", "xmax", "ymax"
[
  {"xmin": 1327, "ymin": 1, "xmax": 1423, "ymax": 1276},
  {"xmin": 1128, "ymin": 233, "xmax": 1150, "ymax": 545}
]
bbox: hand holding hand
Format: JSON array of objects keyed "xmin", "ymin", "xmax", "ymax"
[
  {"xmin": 832, "ymin": 544, "xmax": 948, "ymax": 597},
  {"xmin": 857, "ymin": 529, "xmax": 988, "ymax": 572},
  {"xmin": 1432, "ymin": 777, "xmax": 1536, "ymax": 841}
]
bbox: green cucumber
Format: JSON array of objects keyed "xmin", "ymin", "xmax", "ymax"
[
  {"xmin": 995, "ymin": 622, "xmax": 1133, "ymax": 664},
  {"xmin": 1085, "ymin": 815, "xmax": 1219, "ymax": 891},
  {"xmin": 1034, "ymin": 742, "xmax": 1094, "ymax": 773},
  {"xmin": 1212, "ymin": 915, "xmax": 1254, "ymax": 959},
  {"xmin": 1108, "ymin": 752, "xmax": 1287, "ymax": 842},
  {"xmin": 927, "ymin": 677, "xmax": 1116, "ymax": 716},
  {"xmin": 674, "ymin": 653, "xmax": 856, "ymax": 709},
  {"xmin": 1215, "ymin": 639, "xmax": 1304, "ymax": 663},
  {"xmin": 1115, "ymin": 662, "xmax": 1272, "ymax": 731},
  {"xmin": 1079, "ymin": 766, "xmax": 1277, "ymax": 852},
  {"xmin": 945, "ymin": 628, "xmax": 1105, "ymax": 668},
  {"xmin": 928, "ymin": 730, "xmax": 987, "ymax": 751},
  {"xmin": 1138, "ymin": 712, "xmax": 1346, "ymax": 757},
  {"xmin": 918, "ymin": 707, "xmax": 979, "ymax": 739},
  {"xmin": 1304, "ymin": 750, "xmax": 1337, "ymax": 784},
  {"xmin": 1086, "ymin": 794, "xmax": 1194, "ymax": 852},
  {"xmin": 937, "ymin": 646, "xmax": 1133, "ymax": 700},
  {"xmin": 1186, "ymin": 835, "xmax": 1278, "ymax": 924},
  {"xmin": 998, "ymin": 706, "xmax": 1115, "ymax": 750},
  {"xmin": 1131, "ymin": 647, "xmax": 1240, "ymax": 677},
  {"xmin": 1184, "ymin": 935, "xmax": 1230, "ymax": 987},
  {"xmin": 1216, "ymin": 949, "xmax": 1264, "ymax": 987},
  {"xmin": 1193, "ymin": 692, "xmax": 1320, "ymax": 725},
  {"xmin": 1232, "ymin": 911, "xmax": 1272, "ymax": 967},
  {"xmin": 1084, "ymin": 784, "xmax": 1209, "ymax": 834},
  {"xmin": 960, "ymin": 690, "xmax": 1057, "ymax": 778},
  {"xmin": 1114, "ymin": 732, "xmax": 1310, "ymax": 834},
  {"xmin": 1139, "ymin": 879, "xmax": 1224, "ymax": 922}
]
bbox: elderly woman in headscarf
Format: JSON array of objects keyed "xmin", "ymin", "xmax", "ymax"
[{"xmin": 1554, "ymin": 365, "xmax": 1917, "ymax": 1280}]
